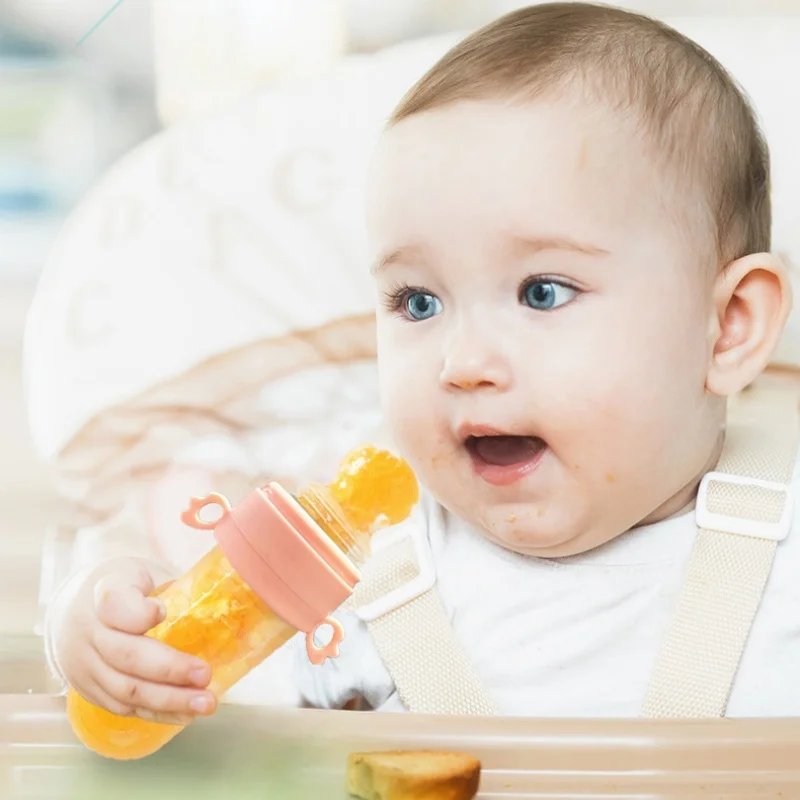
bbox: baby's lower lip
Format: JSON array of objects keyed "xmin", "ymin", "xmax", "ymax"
[{"xmin": 466, "ymin": 436, "xmax": 547, "ymax": 487}]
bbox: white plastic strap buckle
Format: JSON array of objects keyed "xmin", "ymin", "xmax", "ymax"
[
  {"xmin": 355, "ymin": 525, "xmax": 436, "ymax": 622},
  {"xmin": 696, "ymin": 471, "xmax": 793, "ymax": 542}
]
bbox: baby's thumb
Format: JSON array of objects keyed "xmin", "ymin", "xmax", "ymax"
[{"xmin": 94, "ymin": 563, "xmax": 165, "ymax": 635}]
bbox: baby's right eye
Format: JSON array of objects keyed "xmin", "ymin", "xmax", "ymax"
[{"xmin": 404, "ymin": 291, "xmax": 443, "ymax": 321}]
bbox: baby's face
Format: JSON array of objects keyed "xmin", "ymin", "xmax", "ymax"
[{"xmin": 367, "ymin": 97, "xmax": 725, "ymax": 556}]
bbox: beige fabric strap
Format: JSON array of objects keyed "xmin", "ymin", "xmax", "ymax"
[
  {"xmin": 642, "ymin": 388, "xmax": 799, "ymax": 718},
  {"xmin": 344, "ymin": 531, "xmax": 498, "ymax": 715}
]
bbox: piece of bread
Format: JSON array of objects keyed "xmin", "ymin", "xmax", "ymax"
[{"xmin": 346, "ymin": 750, "xmax": 481, "ymax": 800}]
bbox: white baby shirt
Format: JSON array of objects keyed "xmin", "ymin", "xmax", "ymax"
[{"xmin": 294, "ymin": 457, "xmax": 800, "ymax": 717}]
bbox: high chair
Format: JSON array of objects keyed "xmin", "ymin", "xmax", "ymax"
[{"xmin": 20, "ymin": 11, "xmax": 800, "ymax": 798}]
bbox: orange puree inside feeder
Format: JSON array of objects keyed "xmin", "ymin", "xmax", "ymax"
[{"xmin": 67, "ymin": 444, "xmax": 419, "ymax": 761}]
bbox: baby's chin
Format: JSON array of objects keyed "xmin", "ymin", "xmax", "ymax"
[{"xmin": 471, "ymin": 505, "xmax": 592, "ymax": 558}]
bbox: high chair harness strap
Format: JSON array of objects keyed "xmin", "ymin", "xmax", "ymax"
[
  {"xmin": 345, "ymin": 387, "xmax": 798, "ymax": 718},
  {"xmin": 343, "ymin": 526, "xmax": 498, "ymax": 715},
  {"xmin": 642, "ymin": 388, "xmax": 799, "ymax": 718}
]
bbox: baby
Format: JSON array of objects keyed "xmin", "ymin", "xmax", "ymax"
[{"xmin": 48, "ymin": 2, "xmax": 799, "ymax": 724}]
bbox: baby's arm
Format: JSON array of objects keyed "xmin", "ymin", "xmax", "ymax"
[
  {"xmin": 48, "ymin": 493, "xmax": 435, "ymax": 720},
  {"xmin": 46, "ymin": 557, "xmax": 217, "ymax": 725}
]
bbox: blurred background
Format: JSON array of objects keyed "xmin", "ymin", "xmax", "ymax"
[{"xmin": 0, "ymin": 0, "xmax": 799, "ymax": 707}]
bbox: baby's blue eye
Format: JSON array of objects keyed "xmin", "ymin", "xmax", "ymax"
[
  {"xmin": 405, "ymin": 292, "xmax": 443, "ymax": 321},
  {"xmin": 522, "ymin": 280, "xmax": 577, "ymax": 311}
]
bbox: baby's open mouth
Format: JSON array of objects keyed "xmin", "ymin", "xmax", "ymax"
[
  {"xmin": 465, "ymin": 434, "xmax": 546, "ymax": 466},
  {"xmin": 464, "ymin": 433, "xmax": 547, "ymax": 486},
  {"xmin": 464, "ymin": 434, "xmax": 547, "ymax": 486}
]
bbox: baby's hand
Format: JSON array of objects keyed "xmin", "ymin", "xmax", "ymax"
[{"xmin": 51, "ymin": 558, "xmax": 217, "ymax": 725}]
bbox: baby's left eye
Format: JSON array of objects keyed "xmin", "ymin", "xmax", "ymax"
[{"xmin": 521, "ymin": 280, "xmax": 578, "ymax": 311}]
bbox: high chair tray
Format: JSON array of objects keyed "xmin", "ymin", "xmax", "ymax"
[{"xmin": 2, "ymin": 695, "xmax": 800, "ymax": 799}]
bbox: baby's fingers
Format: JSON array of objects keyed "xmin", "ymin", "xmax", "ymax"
[
  {"xmin": 82, "ymin": 677, "xmax": 196, "ymax": 727},
  {"xmin": 94, "ymin": 628, "xmax": 211, "ymax": 689},
  {"xmin": 94, "ymin": 572, "xmax": 164, "ymax": 635},
  {"xmin": 97, "ymin": 662, "xmax": 217, "ymax": 721}
]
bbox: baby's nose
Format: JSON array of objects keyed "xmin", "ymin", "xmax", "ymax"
[{"xmin": 440, "ymin": 335, "xmax": 512, "ymax": 391}]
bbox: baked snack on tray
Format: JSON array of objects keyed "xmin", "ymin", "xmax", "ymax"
[{"xmin": 346, "ymin": 750, "xmax": 481, "ymax": 800}]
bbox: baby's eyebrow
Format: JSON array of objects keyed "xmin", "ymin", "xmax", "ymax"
[
  {"xmin": 511, "ymin": 235, "xmax": 610, "ymax": 258},
  {"xmin": 370, "ymin": 245, "xmax": 426, "ymax": 276}
]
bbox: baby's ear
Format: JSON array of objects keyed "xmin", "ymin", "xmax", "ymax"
[{"xmin": 705, "ymin": 252, "xmax": 792, "ymax": 396}]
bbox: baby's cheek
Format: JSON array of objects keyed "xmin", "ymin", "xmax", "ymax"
[
  {"xmin": 543, "ymin": 391, "xmax": 650, "ymax": 492},
  {"xmin": 380, "ymin": 386, "xmax": 430, "ymax": 461}
]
